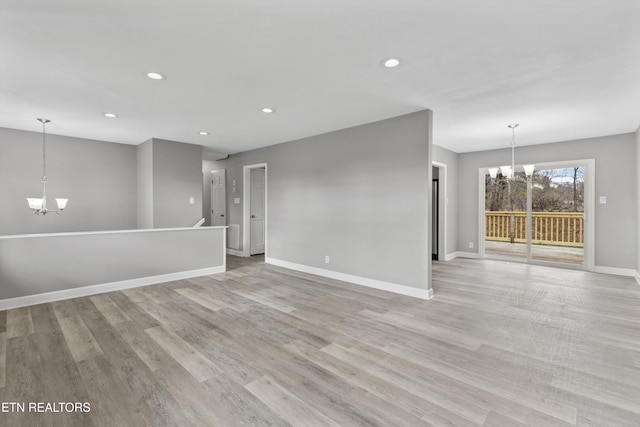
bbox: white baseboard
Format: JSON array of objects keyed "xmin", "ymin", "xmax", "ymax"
[
  {"xmin": 635, "ymin": 271, "xmax": 640, "ymax": 287},
  {"xmin": 265, "ymin": 257, "xmax": 433, "ymax": 300},
  {"xmin": 453, "ymin": 251, "xmax": 480, "ymax": 259},
  {"xmin": 226, "ymin": 248, "xmax": 246, "ymax": 257},
  {"xmin": 594, "ymin": 266, "xmax": 636, "ymax": 277},
  {"xmin": 0, "ymin": 266, "xmax": 226, "ymax": 311},
  {"xmin": 444, "ymin": 252, "xmax": 458, "ymax": 261}
]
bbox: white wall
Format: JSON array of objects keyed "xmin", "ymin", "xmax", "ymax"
[
  {"xmin": 457, "ymin": 133, "xmax": 637, "ymax": 270},
  {"xmin": 0, "ymin": 127, "xmax": 137, "ymax": 236},
  {"xmin": 206, "ymin": 111, "xmax": 433, "ymax": 292}
]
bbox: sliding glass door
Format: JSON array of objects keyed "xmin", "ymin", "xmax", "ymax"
[{"xmin": 483, "ymin": 162, "xmax": 586, "ymax": 267}]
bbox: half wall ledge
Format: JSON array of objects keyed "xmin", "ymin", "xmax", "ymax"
[{"xmin": 0, "ymin": 226, "xmax": 227, "ymax": 310}]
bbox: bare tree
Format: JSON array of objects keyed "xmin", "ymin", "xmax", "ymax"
[{"xmin": 572, "ymin": 167, "xmax": 579, "ymax": 212}]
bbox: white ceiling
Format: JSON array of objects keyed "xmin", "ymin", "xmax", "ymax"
[{"xmin": 2, "ymin": 1, "xmax": 639, "ymax": 154}]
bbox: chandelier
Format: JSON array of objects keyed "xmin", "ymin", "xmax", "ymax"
[
  {"xmin": 486, "ymin": 124, "xmax": 534, "ymax": 244},
  {"xmin": 26, "ymin": 118, "xmax": 68, "ymax": 215},
  {"xmin": 488, "ymin": 124, "xmax": 535, "ymax": 181}
]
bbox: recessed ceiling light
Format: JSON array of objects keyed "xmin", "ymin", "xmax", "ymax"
[
  {"xmin": 147, "ymin": 72, "xmax": 165, "ymax": 80},
  {"xmin": 262, "ymin": 107, "xmax": 274, "ymax": 113},
  {"xmin": 382, "ymin": 57, "xmax": 401, "ymax": 68},
  {"xmin": 104, "ymin": 113, "xmax": 117, "ymax": 118},
  {"xmin": 199, "ymin": 131, "xmax": 209, "ymax": 136}
]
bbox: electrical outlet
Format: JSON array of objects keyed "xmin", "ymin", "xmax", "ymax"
[
  {"xmin": 325, "ymin": 255, "xmax": 330, "ymax": 264},
  {"xmin": 189, "ymin": 197, "xmax": 195, "ymax": 205},
  {"xmin": 469, "ymin": 242, "xmax": 474, "ymax": 249}
]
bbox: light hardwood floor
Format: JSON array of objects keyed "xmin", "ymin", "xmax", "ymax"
[{"xmin": 0, "ymin": 255, "xmax": 639, "ymax": 426}]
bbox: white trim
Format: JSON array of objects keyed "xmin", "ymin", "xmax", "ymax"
[
  {"xmin": 478, "ymin": 168, "xmax": 486, "ymax": 259},
  {"xmin": 226, "ymin": 248, "xmax": 246, "ymax": 257},
  {"xmin": 0, "ymin": 266, "xmax": 226, "ymax": 311},
  {"xmin": 444, "ymin": 252, "xmax": 457, "ymax": 261},
  {"xmin": 635, "ymin": 271, "xmax": 640, "ymax": 287},
  {"xmin": 0, "ymin": 225, "xmax": 228, "ymax": 240},
  {"xmin": 454, "ymin": 251, "xmax": 480, "ymax": 259},
  {"xmin": 222, "ymin": 227, "xmax": 227, "ymax": 271},
  {"xmin": 583, "ymin": 159, "xmax": 596, "ymax": 271},
  {"xmin": 432, "ymin": 161, "xmax": 447, "ymax": 261},
  {"xmin": 594, "ymin": 266, "xmax": 636, "ymax": 277},
  {"xmin": 265, "ymin": 257, "xmax": 433, "ymax": 300},
  {"xmin": 243, "ymin": 163, "xmax": 268, "ymax": 257}
]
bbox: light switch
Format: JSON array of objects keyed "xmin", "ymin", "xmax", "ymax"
[
  {"xmin": 599, "ymin": 196, "xmax": 607, "ymax": 204},
  {"xmin": 189, "ymin": 197, "xmax": 195, "ymax": 205},
  {"xmin": 234, "ymin": 198, "xmax": 241, "ymax": 204}
]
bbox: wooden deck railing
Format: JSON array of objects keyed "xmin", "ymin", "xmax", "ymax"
[{"xmin": 485, "ymin": 211, "xmax": 584, "ymax": 247}]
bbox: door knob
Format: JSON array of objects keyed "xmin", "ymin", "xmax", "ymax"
[
  {"xmin": 251, "ymin": 215, "xmax": 255, "ymax": 218},
  {"xmin": 221, "ymin": 214, "xmax": 224, "ymax": 217}
]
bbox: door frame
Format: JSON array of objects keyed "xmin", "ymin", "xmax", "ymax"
[
  {"xmin": 432, "ymin": 178, "xmax": 439, "ymax": 260},
  {"xmin": 242, "ymin": 163, "xmax": 268, "ymax": 257},
  {"xmin": 432, "ymin": 161, "xmax": 447, "ymax": 260},
  {"xmin": 478, "ymin": 158, "xmax": 595, "ymax": 271}
]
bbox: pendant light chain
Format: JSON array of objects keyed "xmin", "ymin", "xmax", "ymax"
[
  {"xmin": 511, "ymin": 124, "xmax": 515, "ymax": 170},
  {"xmin": 487, "ymin": 124, "xmax": 534, "ymax": 181},
  {"xmin": 41, "ymin": 118, "xmax": 47, "ymax": 182},
  {"xmin": 505, "ymin": 123, "xmax": 518, "ymax": 179},
  {"xmin": 28, "ymin": 118, "xmax": 67, "ymax": 215}
]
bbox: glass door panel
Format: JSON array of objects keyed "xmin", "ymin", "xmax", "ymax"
[
  {"xmin": 484, "ymin": 171, "xmax": 528, "ymax": 260},
  {"xmin": 530, "ymin": 167, "xmax": 584, "ymax": 265}
]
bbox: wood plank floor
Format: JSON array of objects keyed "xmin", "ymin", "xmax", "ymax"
[{"xmin": 0, "ymin": 255, "xmax": 639, "ymax": 426}]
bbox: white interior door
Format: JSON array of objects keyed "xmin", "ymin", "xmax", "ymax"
[
  {"xmin": 211, "ymin": 170, "xmax": 226, "ymax": 226},
  {"xmin": 250, "ymin": 168, "xmax": 265, "ymax": 255}
]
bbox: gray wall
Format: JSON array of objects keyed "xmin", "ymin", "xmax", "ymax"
[
  {"xmin": 205, "ymin": 111, "xmax": 433, "ymax": 290},
  {"xmin": 152, "ymin": 139, "xmax": 203, "ymax": 228},
  {"xmin": 433, "ymin": 144, "xmax": 459, "ymax": 257},
  {"xmin": 636, "ymin": 125, "xmax": 640, "ymax": 277},
  {"xmin": 0, "ymin": 227, "xmax": 225, "ymax": 301},
  {"xmin": 136, "ymin": 139, "xmax": 154, "ymax": 229},
  {"xmin": 137, "ymin": 138, "xmax": 204, "ymax": 228},
  {"xmin": 457, "ymin": 133, "xmax": 637, "ymax": 270},
  {"xmin": 0, "ymin": 127, "xmax": 137, "ymax": 236}
]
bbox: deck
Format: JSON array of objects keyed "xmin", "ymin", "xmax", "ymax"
[{"xmin": 484, "ymin": 240, "xmax": 584, "ymax": 265}]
